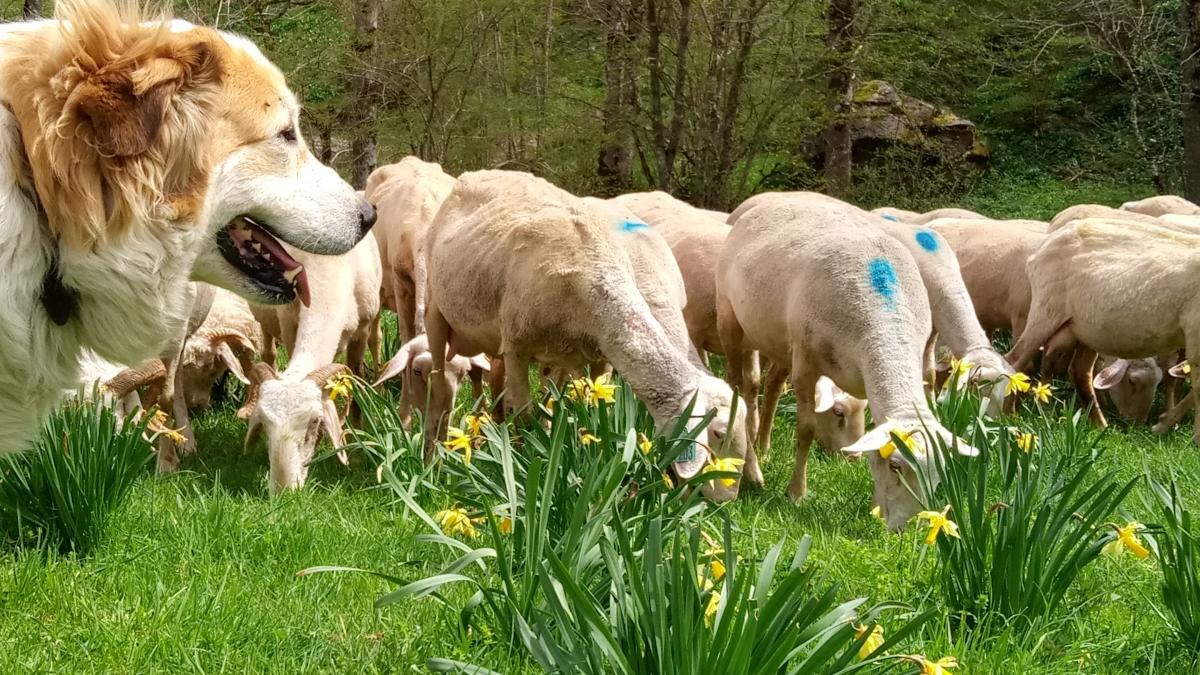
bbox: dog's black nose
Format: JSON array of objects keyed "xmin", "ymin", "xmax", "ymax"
[{"xmin": 358, "ymin": 199, "xmax": 377, "ymax": 233}]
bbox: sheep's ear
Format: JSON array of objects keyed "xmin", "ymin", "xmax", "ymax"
[
  {"xmin": 215, "ymin": 340, "xmax": 250, "ymax": 385},
  {"xmin": 1169, "ymin": 361, "xmax": 1192, "ymax": 379},
  {"xmin": 840, "ymin": 421, "xmax": 900, "ymax": 455},
  {"xmin": 374, "ymin": 341, "xmax": 415, "ymax": 386},
  {"xmin": 468, "ymin": 354, "xmax": 492, "ymax": 373},
  {"xmin": 1093, "ymin": 360, "xmax": 1129, "ymax": 390},
  {"xmin": 320, "ymin": 399, "xmax": 350, "ymax": 465},
  {"xmin": 244, "ymin": 418, "xmax": 262, "ymax": 450},
  {"xmin": 813, "ymin": 376, "xmax": 838, "ymax": 413}
]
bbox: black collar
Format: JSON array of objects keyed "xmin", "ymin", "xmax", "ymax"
[{"xmin": 41, "ymin": 249, "xmax": 78, "ymax": 326}]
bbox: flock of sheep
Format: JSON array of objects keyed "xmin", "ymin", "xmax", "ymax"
[{"xmin": 83, "ymin": 156, "xmax": 1200, "ymax": 535}]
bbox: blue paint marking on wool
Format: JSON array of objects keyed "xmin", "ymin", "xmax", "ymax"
[
  {"xmin": 868, "ymin": 258, "xmax": 899, "ymax": 311},
  {"xmin": 619, "ymin": 218, "xmax": 649, "ymax": 232},
  {"xmin": 880, "ymin": 213, "xmax": 899, "ymax": 222},
  {"xmin": 915, "ymin": 229, "xmax": 939, "ymax": 252}
]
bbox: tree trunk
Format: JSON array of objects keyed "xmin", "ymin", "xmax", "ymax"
[
  {"xmin": 348, "ymin": 0, "xmax": 380, "ymax": 189},
  {"xmin": 22, "ymin": 0, "xmax": 42, "ymax": 19},
  {"xmin": 823, "ymin": 0, "xmax": 856, "ymax": 197},
  {"xmin": 597, "ymin": 0, "xmax": 635, "ymax": 191},
  {"xmin": 1183, "ymin": 0, "xmax": 1200, "ymax": 201}
]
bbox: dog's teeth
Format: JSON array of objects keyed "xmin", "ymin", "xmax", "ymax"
[
  {"xmin": 283, "ymin": 268, "xmax": 300, "ymax": 283},
  {"xmin": 250, "ymin": 242, "xmax": 263, "ymax": 253}
]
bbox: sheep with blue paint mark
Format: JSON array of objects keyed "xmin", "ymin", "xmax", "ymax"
[{"xmin": 717, "ymin": 195, "xmax": 980, "ymax": 530}]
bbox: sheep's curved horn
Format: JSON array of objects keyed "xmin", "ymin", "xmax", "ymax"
[
  {"xmin": 236, "ymin": 362, "xmax": 279, "ymax": 421},
  {"xmin": 104, "ymin": 360, "xmax": 167, "ymax": 399},
  {"xmin": 306, "ymin": 363, "xmax": 352, "ymax": 386}
]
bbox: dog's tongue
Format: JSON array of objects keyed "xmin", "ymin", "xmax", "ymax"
[{"xmin": 249, "ymin": 227, "xmax": 311, "ymax": 307}]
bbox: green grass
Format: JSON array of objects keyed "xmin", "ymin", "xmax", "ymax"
[{"xmin": 1, "ymin": 385, "xmax": 1198, "ymax": 672}]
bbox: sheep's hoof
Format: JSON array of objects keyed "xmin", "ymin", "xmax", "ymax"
[
  {"xmin": 1151, "ymin": 422, "xmax": 1171, "ymax": 436},
  {"xmin": 157, "ymin": 453, "xmax": 180, "ymax": 474},
  {"xmin": 786, "ymin": 485, "xmax": 807, "ymax": 502}
]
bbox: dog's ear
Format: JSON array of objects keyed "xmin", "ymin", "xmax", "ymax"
[{"xmin": 71, "ymin": 39, "xmax": 218, "ymax": 157}]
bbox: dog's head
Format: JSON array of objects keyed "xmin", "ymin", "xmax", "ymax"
[{"xmin": 1, "ymin": 1, "xmax": 374, "ymax": 306}]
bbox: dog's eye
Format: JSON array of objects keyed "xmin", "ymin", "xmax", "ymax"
[{"xmin": 279, "ymin": 126, "xmax": 297, "ymax": 143}]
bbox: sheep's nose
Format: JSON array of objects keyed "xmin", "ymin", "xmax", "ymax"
[{"xmin": 358, "ymin": 199, "xmax": 377, "ymax": 234}]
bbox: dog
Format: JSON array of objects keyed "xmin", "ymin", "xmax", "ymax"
[{"xmin": 0, "ymin": 1, "xmax": 375, "ymax": 452}]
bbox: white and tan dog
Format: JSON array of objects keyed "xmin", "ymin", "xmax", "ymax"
[{"xmin": 0, "ymin": 1, "xmax": 374, "ymax": 452}]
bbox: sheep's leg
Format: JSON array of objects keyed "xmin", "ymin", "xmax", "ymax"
[
  {"xmin": 923, "ymin": 331, "xmax": 938, "ymax": 396},
  {"xmin": 502, "ymin": 353, "xmax": 533, "ymax": 420},
  {"xmin": 786, "ymin": 358, "xmax": 818, "ymax": 502},
  {"xmin": 1040, "ymin": 329, "xmax": 1076, "ymax": 381},
  {"xmin": 716, "ymin": 297, "xmax": 760, "ymax": 448},
  {"xmin": 756, "ymin": 362, "xmax": 788, "ymax": 456},
  {"xmin": 395, "ymin": 278, "xmax": 417, "ymax": 344},
  {"xmin": 1153, "ymin": 390, "xmax": 1194, "ymax": 435},
  {"xmin": 1006, "ymin": 301, "xmax": 1069, "ymax": 373},
  {"xmin": 263, "ymin": 334, "xmax": 278, "ymax": 370},
  {"xmin": 347, "ymin": 334, "xmax": 367, "ymax": 378},
  {"xmin": 1069, "ymin": 346, "xmax": 1106, "ymax": 428},
  {"xmin": 488, "ymin": 358, "xmax": 507, "ymax": 418},
  {"xmin": 424, "ymin": 301, "xmax": 453, "ymax": 464},
  {"xmin": 367, "ymin": 312, "xmax": 383, "ymax": 369},
  {"xmin": 155, "ymin": 355, "xmax": 192, "ymax": 472},
  {"xmin": 1189, "ymin": 341, "xmax": 1200, "ymax": 445}
]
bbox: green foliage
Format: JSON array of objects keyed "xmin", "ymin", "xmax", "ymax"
[
  {"xmin": 910, "ymin": 384, "xmax": 1139, "ymax": 639},
  {"xmin": 1147, "ymin": 477, "xmax": 1200, "ymax": 652},
  {"xmin": 0, "ymin": 392, "xmax": 153, "ymax": 555}
]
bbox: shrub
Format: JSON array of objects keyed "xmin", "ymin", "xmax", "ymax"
[
  {"xmin": 908, "ymin": 385, "xmax": 1139, "ymax": 638},
  {"xmin": 0, "ymin": 392, "xmax": 154, "ymax": 555},
  {"xmin": 1147, "ymin": 477, "xmax": 1200, "ymax": 652}
]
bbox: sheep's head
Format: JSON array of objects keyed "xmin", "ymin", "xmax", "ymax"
[
  {"xmin": 842, "ymin": 417, "xmax": 979, "ymax": 532},
  {"xmin": 1094, "ymin": 357, "xmax": 1163, "ymax": 423},
  {"xmin": 375, "ymin": 335, "xmax": 490, "ymax": 424},
  {"xmin": 181, "ymin": 333, "xmax": 257, "ymax": 409},
  {"xmin": 241, "ymin": 363, "xmax": 350, "ymax": 493},
  {"xmin": 671, "ymin": 375, "xmax": 748, "ymax": 503},
  {"xmin": 812, "ymin": 376, "xmax": 867, "ymax": 453}
]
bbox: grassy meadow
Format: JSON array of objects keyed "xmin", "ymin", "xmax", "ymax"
[{"xmin": 0, "ymin": 345, "xmax": 1198, "ymax": 674}]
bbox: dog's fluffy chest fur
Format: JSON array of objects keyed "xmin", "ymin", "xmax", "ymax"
[{"xmin": 0, "ymin": 106, "xmax": 194, "ymax": 453}]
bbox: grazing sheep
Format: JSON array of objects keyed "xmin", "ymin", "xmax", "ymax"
[
  {"xmin": 717, "ymin": 196, "xmax": 979, "ymax": 527},
  {"xmin": 1120, "ymin": 195, "xmax": 1200, "ymax": 217},
  {"xmin": 907, "ymin": 207, "xmax": 988, "ymax": 225},
  {"xmin": 178, "ymin": 287, "xmax": 263, "ymax": 410},
  {"xmin": 374, "ymin": 334, "xmax": 490, "ymax": 425},
  {"xmin": 422, "ymin": 170, "xmax": 748, "ymax": 499},
  {"xmin": 1049, "ymin": 204, "xmax": 1159, "ymax": 231},
  {"xmin": 1093, "ymin": 357, "xmax": 1163, "ymax": 423},
  {"xmin": 241, "ymin": 234, "xmax": 383, "ymax": 492},
  {"xmin": 71, "ymin": 351, "xmax": 162, "ymax": 420},
  {"xmin": 1007, "ymin": 219, "xmax": 1200, "ymax": 439},
  {"xmin": 365, "ymin": 157, "xmax": 457, "ymax": 342}
]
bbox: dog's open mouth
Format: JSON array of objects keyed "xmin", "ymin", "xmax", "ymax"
[{"xmin": 216, "ymin": 216, "xmax": 311, "ymax": 307}]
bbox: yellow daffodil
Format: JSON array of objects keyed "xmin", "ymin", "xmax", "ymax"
[
  {"xmin": 915, "ymin": 505, "xmax": 960, "ymax": 546},
  {"xmin": 905, "ymin": 655, "xmax": 958, "ymax": 675},
  {"xmin": 444, "ymin": 426, "xmax": 474, "ymax": 465},
  {"xmin": 880, "ymin": 428, "xmax": 918, "ymax": 459},
  {"xmin": 1180, "ymin": 361, "xmax": 1193, "ymax": 375},
  {"xmin": 566, "ymin": 377, "xmax": 589, "ymax": 401},
  {"xmin": 465, "ymin": 412, "xmax": 490, "ymax": 437},
  {"xmin": 435, "ymin": 508, "xmax": 481, "ymax": 538},
  {"xmin": 948, "ymin": 357, "xmax": 974, "ymax": 384},
  {"xmin": 146, "ymin": 410, "xmax": 185, "ymax": 444},
  {"xmin": 1014, "ymin": 431, "xmax": 1035, "ymax": 453},
  {"xmin": 324, "ymin": 374, "xmax": 353, "ymax": 402},
  {"xmin": 854, "ymin": 623, "xmax": 885, "ymax": 661},
  {"xmin": 580, "ymin": 430, "xmax": 601, "ymax": 445},
  {"xmin": 1005, "ymin": 372, "xmax": 1031, "ymax": 396},
  {"xmin": 1032, "ymin": 382, "xmax": 1052, "ymax": 404},
  {"xmin": 663, "ymin": 472, "xmax": 675, "ymax": 489},
  {"xmin": 870, "ymin": 505, "xmax": 884, "ymax": 521},
  {"xmin": 706, "ymin": 456, "xmax": 745, "ymax": 487},
  {"xmin": 639, "ymin": 433, "xmax": 653, "ymax": 455},
  {"xmin": 1103, "ymin": 521, "xmax": 1150, "ymax": 559},
  {"xmin": 588, "ymin": 373, "xmax": 618, "ymax": 405},
  {"xmin": 704, "ymin": 590, "xmax": 721, "ymax": 628},
  {"xmin": 710, "ymin": 558, "xmax": 727, "ymax": 582},
  {"xmin": 498, "ymin": 516, "xmax": 513, "ymax": 535}
]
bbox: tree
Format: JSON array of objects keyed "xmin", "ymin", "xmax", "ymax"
[
  {"xmin": 597, "ymin": 0, "xmax": 639, "ymax": 191},
  {"xmin": 823, "ymin": 0, "xmax": 857, "ymax": 197},
  {"xmin": 1184, "ymin": 0, "xmax": 1200, "ymax": 200},
  {"xmin": 347, "ymin": 0, "xmax": 380, "ymax": 189},
  {"xmin": 642, "ymin": 0, "xmax": 692, "ymax": 191},
  {"xmin": 22, "ymin": 0, "xmax": 41, "ymax": 19}
]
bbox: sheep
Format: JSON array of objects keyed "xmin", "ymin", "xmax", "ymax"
[
  {"xmin": 1121, "ymin": 195, "xmax": 1200, "ymax": 217},
  {"xmin": 1007, "ymin": 218, "xmax": 1200, "ymax": 439},
  {"xmin": 422, "ymin": 170, "xmax": 748, "ymax": 500},
  {"xmin": 732, "ymin": 193, "xmax": 1014, "ymax": 397},
  {"xmin": 241, "ymin": 234, "xmax": 383, "ymax": 492},
  {"xmin": 374, "ymin": 334, "xmax": 491, "ymax": 425},
  {"xmin": 71, "ymin": 350, "xmax": 163, "ymax": 420},
  {"xmin": 907, "ymin": 207, "xmax": 988, "ymax": 225},
  {"xmin": 716, "ymin": 194, "xmax": 979, "ymax": 528},
  {"xmin": 870, "ymin": 206, "xmax": 922, "ymax": 223},
  {"xmin": 179, "ymin": 287, "xmax": 263, "ymax": 411},
  {"xmin": 1093, "ymin": 357, "xmax": 1162, "ymax": 423},
  {"xmin": 1049, "ymin": 204, "xmax": 1160, "ymax": 231},
  {"xmin": 365, "ymin": 157, "xmax": 457, "ymax": 342}
]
